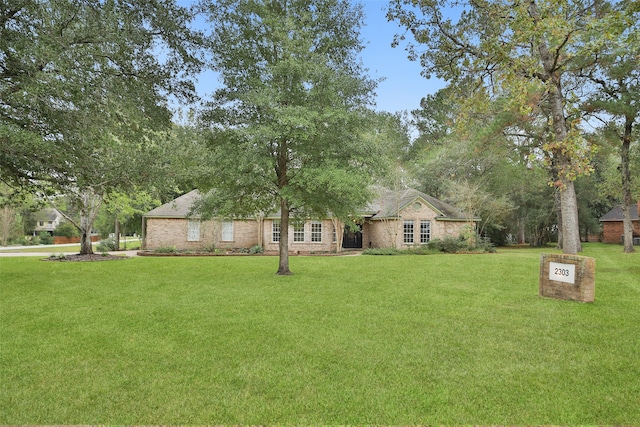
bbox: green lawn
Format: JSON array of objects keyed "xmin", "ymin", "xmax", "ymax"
[{"xmin": 1, "ymin": 243, "xmax": 639, "ymax": 424}]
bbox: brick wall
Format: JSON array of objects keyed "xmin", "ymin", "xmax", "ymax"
[
  {"xmin": 602, "ymin": 220, "xmax": 640, "ymax": 244},
  {"xmin": 262, "ymin": 219, "xmax": 337, "ymax": 252},
  {"xmin": 144, "ymin": 218, "xmax": 260, "ymax": 250},
  {"xmin": 367, "ymin": 201, "xmax": 471, "ymax": 248}
]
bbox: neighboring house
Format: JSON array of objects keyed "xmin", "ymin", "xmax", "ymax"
[
  {"xmin": 142, "ymin": 187, "xmax": 477, "ymax": 251},
  {"xmin": 599, "ymin": 201, "xmax": 640, "ymax": 244},
  {"xmin": 33, "ymin": 208, "xmax": 64, "ymax": 235}
]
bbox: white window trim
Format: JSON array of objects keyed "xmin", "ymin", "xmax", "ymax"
[
  {"xmin": 311, "ymin": 221, "xmax": 322, "ymax": 243},
  {"xmin": 403, "ymin": 220, "xmax": 414, "ymax": 244},
  {"xmin": 221, "ymin": 220, "xmax": 234, "ymax": 242},
  {"xmin": 420, "ymin": 220, "xmax": 431, "ymax": 244},
  {"xmin": 187, "ymin": 219, "xmax": 201, "ymax": 242},
  {"xmin": 272, "ymin": 220, "xmax": 280, "ymax": 243},
  {"xmin": 293, "ymin": 221, "xmax": 305, "ymax": 242}
]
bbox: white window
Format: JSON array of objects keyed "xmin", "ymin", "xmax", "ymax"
[
  {"xmin": 272, "ymin": 220, "xmax": 280, "ymax": 242},
  {"xmin": 403, "ymin": 220, "xmax": 414, "ymax": 244},
  {"xmin": 187, "ymin": 219, "xmax": 200, "ymax": 241},
  {"xmin": 293, "ymin": 222, "xmax": 305, "ymax": 242},
  {"xmin": 311, "ymin": 221, "xmax": 322, "ymax": 242},
  {"xmin": 221, "ymin": 220, "xmax": 233, "ymax": 241},
  {"xmin": 420, "ymin": 220, "xmax": 431, "ymax": 243},
  {"xmin": 332, "ymin": 225, "xmax": 337, "ymax": 243}
]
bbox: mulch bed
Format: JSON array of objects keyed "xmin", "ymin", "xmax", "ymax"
[{"xmin": 43, "ymin": 253, "xmax": 130, "ymax": 262}]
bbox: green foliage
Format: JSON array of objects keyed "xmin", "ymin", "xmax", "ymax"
[
  {"xmin": 202, "ymin": 243, "xmax": 217, "ymax": 253},
  {"xmin": 426, "ymin": 236, "xmax": 463, "ymax": 253},
  {"xmin": 362, "ymin": 248, "xmax": 403, "ymax": 255},
  {"xmin": 426, "ymin": 234, "xmax": 495, "ymax": 254},
  {"xmin": 388, "ymin": 0, "xmax": 636, "ymax": 254},
  {"xmin": 52, "ymin": 221, "xmax": 79, "ymax": 238},
  {"xmin": 198, "ymin": 0, "xmax": 382, "ymax": 274},
  {"xmin": 154, "ymin": 245, "xmax": 178, "ymax": 254},
  {"xmin": 1, "ymin": 1, "xmax": 202, "ymax": 189},
  {"xmin": 249, "ymin": 245, "xmax": 264, "ymax": 254},
  {"xmin": 33, "ymin": 233, "xmax": 53, "ymax": 245},
  {"xmin": 97, "ymin": 237, "xmax": 117, "ymax": 252}
]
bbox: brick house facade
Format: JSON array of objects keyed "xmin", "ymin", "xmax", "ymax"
[
  {"xmin": 142, "ymin": 188, "xmax": 477, "ymax": 251},
  {"xmin": 599, "ymin": 201, "xmax": 640, "ymax": 244}
]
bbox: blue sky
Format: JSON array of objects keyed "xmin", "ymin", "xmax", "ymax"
[
  {"xmin": 357, "ymin": 0, "xmax": 445, "ymax": 113},
  {"xmin": 188, "ymin": 0, "xmax": 446, "ymax": 114}
]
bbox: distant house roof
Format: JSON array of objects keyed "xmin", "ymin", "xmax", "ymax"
[
  {"xmin": 600, "ymin": 204, "xmax": 639, "ymax": 222},
  {"xmin": 34, "ymin": 208, "xmax": 62, "ymax": 222},
  {"xmin": 145, "ymin": 187, "xmax": 472, "ymax": 221}
]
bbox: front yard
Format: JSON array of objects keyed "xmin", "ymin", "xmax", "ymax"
[{"xmin": 1, "ymin": 244, "xmax": 638, "ymax": 424}]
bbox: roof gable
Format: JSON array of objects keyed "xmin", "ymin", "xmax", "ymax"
[
  {"xmin": 367, "ymin": 187, "xmax": 468, "ymax": 220},
  {"xmin": 145, "ymin": 190, "xmax": 202, "ymax": 218}
]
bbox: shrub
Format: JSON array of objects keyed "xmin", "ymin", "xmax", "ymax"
[
  {"xmin": 404, "ymin": 245, "xmax": 438, "ymax": 255},
  {"xmin": 249, "ymin": 245, "xmax": 264, "ymax": 254},
  {"xmin": 362, "ymin": 248, "xmax": 402, "ymax": 255},
  {"xmin": 53, "ymin": 221, "xmax": 79, "ymax": 237},
  {"xmin": 35, "ymin": 233, "xmax": 54, "ymax": 245},
  {"xmin": 10, "ymin": 236, "xmax": 31, "ymax": 246},
  {"xmin": 154, "ymin": 245, "xmax": 178, "ymax": 254},
  {"xmin": 427, "ymin": 236, "xmax": 463, "ymax": 253},
  {"xmin": 202, "ymin": 243, "xmax": 217, "ymax": 253},
  {"xmin": 97, "ymin": 237, "xmax": 117, "ymax": 252}
]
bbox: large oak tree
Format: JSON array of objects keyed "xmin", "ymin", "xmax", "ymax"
[
  {"xmin": 1, "ymin": 0, "xmax": 202, "ymax": 254},
  {"xmin": 388, "ymin": 0, "xmax": 624, "ymax": 254},
  {"xmin": 198, "ymin": 0, "xmax": 381, "ymax": 275}
]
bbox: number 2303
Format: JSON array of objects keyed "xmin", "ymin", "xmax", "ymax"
[{"xmin": 554, "ymin": 267, "xmax": 571, "ymax": 277}]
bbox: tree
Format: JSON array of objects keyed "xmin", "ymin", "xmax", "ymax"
[
  {"xmin": 579, "ymin": 2, "xmax": 640, "ymax": 252},
  {"xmin": 1, "ymin": 1, "xmax": 203, "ymax": 254},
  {"xmin": 388, "ymin": 0, "xmax": 618, "ymax": 254},
  {"xmin": 102, "ymin": 191, "xmax": 159, "ymax": 250},
  {"xmin": 198, "ymin": 0, "xmax": 381, "ymax": 275}
]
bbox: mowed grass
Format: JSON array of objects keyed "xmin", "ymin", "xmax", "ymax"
[{"xmin": 1, "ymin": 244, "xmax": 639, "ymax": 424}]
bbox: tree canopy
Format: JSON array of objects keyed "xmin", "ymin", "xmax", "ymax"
[
  {"xmin": 1, "ymin": 0, "xmax": 203, "ymax": 253},
  {"xmin": 197, "ymin": 0, "xmax": 382, "ymax": 274},
  {"xmin": 388, "ymin": 0, "xmax": 638, "ymax": 254}
]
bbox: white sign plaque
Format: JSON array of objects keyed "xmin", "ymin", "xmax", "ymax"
[{"xmin": 549, "ymin": 262, "xmax": 576, "ymax": 284}]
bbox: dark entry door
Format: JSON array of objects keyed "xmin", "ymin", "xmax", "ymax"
[{"xmin": 342, "ymin": 224, "xmax": 363, "ymax": 249}]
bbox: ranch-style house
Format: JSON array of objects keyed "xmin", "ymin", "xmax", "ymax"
[{"xmin": 142, "ymin": 187, "xmax": 477, "ymax": 252}]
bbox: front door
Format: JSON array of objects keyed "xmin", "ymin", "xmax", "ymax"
[{"xmin": 342, "ymin": 224, "xmax": 363, "ymax": 249}]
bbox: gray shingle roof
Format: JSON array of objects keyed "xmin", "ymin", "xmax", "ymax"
[
  {"xmin": 145, "ymin": 190, "xmax": 202, "ymax": 218},
  {"xmin": 600, "ymin": 204, "xmax": 639, "ymax": 221},
  {"xmin": 366, "ymin": 186, "xmax": 468, "ymax": 220},
  {"xmin": 145, "ymin": 187, "xmax": 469, "ymax": 220}
]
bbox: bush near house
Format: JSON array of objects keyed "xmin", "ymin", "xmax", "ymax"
[{"xmin": 52, "ymin": 221, "xmax": 79, "ymax": 237}]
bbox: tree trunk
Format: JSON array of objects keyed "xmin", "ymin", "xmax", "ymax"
[
  {"xmin": 518, "ymin": 219, "xmax": 525, "ymax": 244},
  {"xmin": 621, "ymin": 117, "xmax": 635, "ymax": 253},
  {"xmin": 331, "ymin": 218, "xmax": 344, "ymax": 253},
  {"xmin": 554, "ymin": 186, "xmax": 563, "ymax": 249},
  {"xmin": 0, "ymin": 206, "xmax": 16, "ymax": 246},
  {"xmin": 277, "ymin": 197, "xmax": 292, "ymax": 275},
  {"xmin": 528, "ymin": 0, "xmax": 581, "ymax": 254},
  {"xmin": 78, "ymin": 190, "xmax": 102, "ymax": 255},
  {"xmin": 79, "ymin": 211, "xmax": 94, "ymax": 255},
  {"xmin": 558, "ymin": 178, "xmax": 581, "ymax": 254},
  {"xmin": 114, "ymin": 217, "xmax": 121, "ymax": 251}
]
